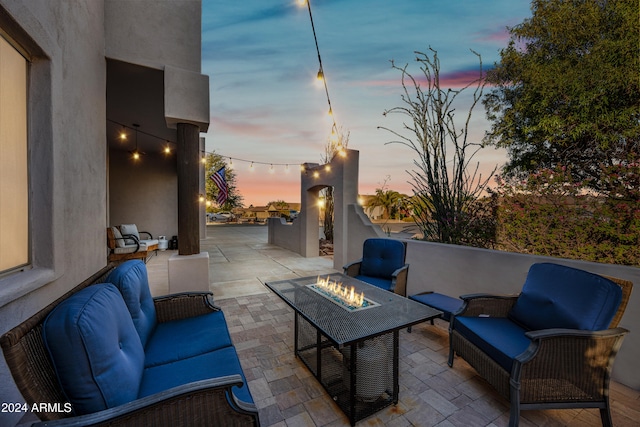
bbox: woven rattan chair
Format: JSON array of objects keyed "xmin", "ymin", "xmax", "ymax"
[
  {"xmin": 343, "ymin": 238, "xmax": 409, "ymax": 296},
  {"xmin": 0, "ymin": 264, "xmax": 259, "ymax": 426},
  {"xmin": 448, "ymin": 270, "xmax": 632, "ymax": 427}
]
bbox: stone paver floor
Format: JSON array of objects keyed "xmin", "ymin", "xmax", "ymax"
[{"xmin": 147, "ymin": 224, "xmax": 640, "ymax": 426}]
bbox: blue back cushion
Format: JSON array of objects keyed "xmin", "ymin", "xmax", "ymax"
[
  {"xmin": 360, "ymin": 238, "xmax": 405, "ymax": 279},
  {"xmin": 107, "ymin": 260, "xmax": 157, "ymax": 347},
  {"xmin": 509, "ymin": 263, "xmax": 622, "ymax": 331},
  {"xmin": 42, "ymin": 284, "xmax": 144, "ymax": 415}
]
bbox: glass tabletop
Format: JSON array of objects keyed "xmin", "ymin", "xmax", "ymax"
[{"xmin": 265, "ymin": 273, "xmax": 442, "ymax": 346}]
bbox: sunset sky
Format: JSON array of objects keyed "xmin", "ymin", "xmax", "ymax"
[{"xmin": 201, "ymin": 0, "xmax": 532, "ymax": 207}]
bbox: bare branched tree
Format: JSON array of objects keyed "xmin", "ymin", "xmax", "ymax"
[
  {"xmin": 379, "ymin": 48, "xmax": 496, "ymax": 247},
  {"xmin": 321, "ymin": 128, "xmax": 349, "ymax": 242}
]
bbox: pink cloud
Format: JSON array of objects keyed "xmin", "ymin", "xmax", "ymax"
[{"xmin": 357, "ymin": 68, "xmax": 486, "ymax": 90}]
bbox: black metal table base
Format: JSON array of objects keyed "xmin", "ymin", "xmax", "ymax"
[{"xmin": 295, "ymin": 313, "xmax": 399, "ymax": 426}]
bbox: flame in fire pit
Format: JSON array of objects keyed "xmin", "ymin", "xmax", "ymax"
[{"xmin": 316, "ymin": 276, "xmax": 365, "ymax": 308}]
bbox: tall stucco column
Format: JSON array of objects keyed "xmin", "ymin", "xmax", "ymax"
[{"xmin": 176, "ymin": 122, "xmax": 200, "ymax": 255}]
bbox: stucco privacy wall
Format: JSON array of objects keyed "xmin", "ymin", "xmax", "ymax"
[
  {"xmin": 403, "ymin": 239, "xmax": 640, "ymax": 390},
  {"xmin": 0, "ymin": 2, "xmax": 107, "ymax": 426}
]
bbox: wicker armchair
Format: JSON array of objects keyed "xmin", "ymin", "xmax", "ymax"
[
  {"xmin": 0, "ymin": 264, "xmax": 259, "ymax": 427},
  {"xmin": 343, "ymin": 238, "xmax": 409, "ymax": 296},
  {"xmin": 448, "ymin": 266, "xmax": 632, "ymax": 427}
]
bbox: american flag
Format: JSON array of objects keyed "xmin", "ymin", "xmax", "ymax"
[{"xmin": 210, "ymin": 167, "xmax": 228, "ymax": 205}]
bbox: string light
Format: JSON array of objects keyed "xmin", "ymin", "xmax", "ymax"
[{"xmin": 298, "ymin": 0, "xmax": 340, "ymax": 145}]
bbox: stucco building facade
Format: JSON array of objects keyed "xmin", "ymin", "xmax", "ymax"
[{"xmin": 0, "ymin": 2, "xmax": 209, "ymax": 425}]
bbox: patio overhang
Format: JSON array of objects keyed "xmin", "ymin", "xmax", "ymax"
[{"xmin": 106, "ymin": 58, "xmax": 209, "ymax": 255}]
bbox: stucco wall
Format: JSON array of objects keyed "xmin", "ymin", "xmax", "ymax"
[
  {"xmin": 109, "ymin": 149, "xmax": 179, "ymax": 240},
  {"xmin": 403, "ymin": 239, "xmax": 640, "ymax": 390},
  {"xmin": 104, "ymin": 0, "xmax": 202, "ymax": 72},
  {"xmin": 0, "ymin": 2, "xmax": 107, "ymax": 426}
]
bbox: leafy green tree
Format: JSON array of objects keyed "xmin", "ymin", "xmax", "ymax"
[
  {"xmin": 483, "ymin": 0, "xmax": 640, "ymax": 194},
  {"xmin": 493, "ymin": 165, "xmax": 640, "ymax": 265},
  {"xmin": 365, "ymin": 179, "xmax": 406, "ymax": 220},
  {"xmin": 204, "ymin": 152, "xmax": 243, "ymax": 211},
  {"xmin": 380, "ymin": 48, "xmax": 496, "ymax": 248}
]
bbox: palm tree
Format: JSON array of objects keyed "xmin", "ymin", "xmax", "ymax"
[{"xmin": 366, "ymin": 188, "xmax": 404, "ymax": 219}]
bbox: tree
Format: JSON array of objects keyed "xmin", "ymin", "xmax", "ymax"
[
  {"xmin": 204, "ymin": 152, "xmax": 243, "ymax": 211},
  {"xmin": 380, "ymin": 48, "xmax": 496, "ymax": 248},
  {"xmin": 365, "ymin": 177, "xmax": 406, "ymax": 220},
  {"xmin": 320, "ymin": 128, "xmax": 349, "ymax": 242},
  {"xmin": 483, "ymin": 0, "xmax": 640, "ymax": 195},
  {"xmin": 492, "ymin": 166, "xmax": 640, "ymax": 266}
]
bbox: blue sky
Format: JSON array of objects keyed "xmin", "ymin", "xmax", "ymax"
[{"xmin": 202, "ymin": 0, "xmax": 532, "ymax": 206}]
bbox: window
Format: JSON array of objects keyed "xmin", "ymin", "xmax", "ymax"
[{"xmin": 0, "ymin": 35, "xmax": 28, "ymax": 274}]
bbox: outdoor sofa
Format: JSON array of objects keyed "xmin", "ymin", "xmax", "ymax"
[
  {"xmin": 1, "ymin": 260, "xmax": 258, "ymax": 426},
  {"xmin": 448, "ymin": 262, "xmax": 632, "ymax": 427}
]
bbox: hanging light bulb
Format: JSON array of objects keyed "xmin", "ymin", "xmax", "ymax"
[
  {"xmin": 250, "ymin": 161, "xmax": 254, "ymax": 171},
  {"xmin": 316, "ymin": 68, "xmax": 324, "ymax": 82},
  {"xmin": 269, "ymin": 164, "xmax": 275, "ymax": 173},
  {"xmin": 328, "ymin": 106, "xmax": 333, "ymax": 117},
  {"xmin": 164, "ymin": 145, "xmax": 171, "ymax": 154},
  {"xmin": 119, "ymin": 128, "xmax": 127, "ymax": 141}
]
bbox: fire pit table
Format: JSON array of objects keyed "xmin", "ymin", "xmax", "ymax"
[{"xmin": 265, "ymin": 273, "xmax": 441, "ymax": 426}]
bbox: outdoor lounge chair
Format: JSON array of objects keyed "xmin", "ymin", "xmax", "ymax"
[
  {"xmin": 107, "ymin": 224, "xmax": 158, "ymax": 263},
  {"xmin": 343, "ymin": 238, "xmax": 409, "ymax": 296},
  {"xmin": 448, "ymin": 262, "xmax": 633, "ymax": 426}
]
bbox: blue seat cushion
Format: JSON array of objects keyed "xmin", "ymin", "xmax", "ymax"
[
  {"xmin": 42, "ymin": 284, "xmax": 145, "ymax": 415},
  {"xmin": 454, "ymin": 316, "xmax": 531, "ymax": 372},
  {"xmin": 359, "ymin": 238, "xmax": 405, "ymax": 279},
  {"xmin": 509, "ymin": 263, "xmax": 622, "ymax": 331},
  {"xmin": 107, "ymin": 260, "xmax": 157, "ymax": 347},
  {"xmin": 144, "ymin": 310, "xmax": 234, "ymax": 367},
  {"xmin": 410, "ymin": 293, "xmax": 463, "ymax": 322},
  {"xmin": 140, "ymin": 346, "xmax": 253, "ymax": 405},
  {"xmin": 355, "ymin": 275, "xmax": 393, "ymax": 291}
]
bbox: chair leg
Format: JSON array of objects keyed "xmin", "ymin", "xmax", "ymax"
[
  {"xmin": 509, "ymin": 379, "xmax": 521, "ymax": 427},
  {"xmin": 600, "ymin": 406, "xmax": 613, "ymax": 427}
]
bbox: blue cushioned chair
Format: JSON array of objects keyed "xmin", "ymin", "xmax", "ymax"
[
  {"xmin": 343, "ymin": 238, "xmax": 409, "ymax": 296},
  {"xmin": 448, "ymin": 262, "xmax": 633, "ymax": 427}
]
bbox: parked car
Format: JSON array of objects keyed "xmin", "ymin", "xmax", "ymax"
[{"xmin": 208, "ymin": 211, "xmax": 233, "ymax": 221}]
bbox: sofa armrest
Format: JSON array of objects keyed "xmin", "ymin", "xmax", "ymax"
[
  {"xmin": 153, "ymin": 292, "xmax": 219, "ymax": 323},
  {"xmin": 456, "ymin": 293, "xmax": 519, "ymax": 317},
  {"xmin": 390, "ymin": 264, "xmax": 409, "ymax": 296},
  {"xmin": 32, "ymin": 375, "xmax": 259, "ymax": 427},
  {"xmin": 343, "ymin": 260, "xmax": 362, "ymax": 277},
  {"xmin": 139, "ymin": 230, "xmax": 153, "ymax": 239}
]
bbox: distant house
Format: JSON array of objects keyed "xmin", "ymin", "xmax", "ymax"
[{"xmin": 238, "ymin": 202, "xmax": 301, "ymax": 222}]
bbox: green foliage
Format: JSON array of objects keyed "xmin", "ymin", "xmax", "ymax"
[
  {"xmin": 366, "ymin": 185, "xmax": 406, "ymax": 220},
  {"xmin": 484, "ymin": 0, "xmax": 640, "ymax": 190},
  {"xmin": 493, "ymin": 165, "xmax": 640, "ymax": 266},
  {"xmin": 204, "ymin": 152, "xmax": 243, "ymax": 211},
  {"xmin": 380, "ymin": 48, "xmax": 496, "ymax": 248}
]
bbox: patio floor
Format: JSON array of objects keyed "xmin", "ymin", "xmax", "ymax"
[{"xmin": 146, "ymin": 224, "xmax": 640, "ymax": 427}]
